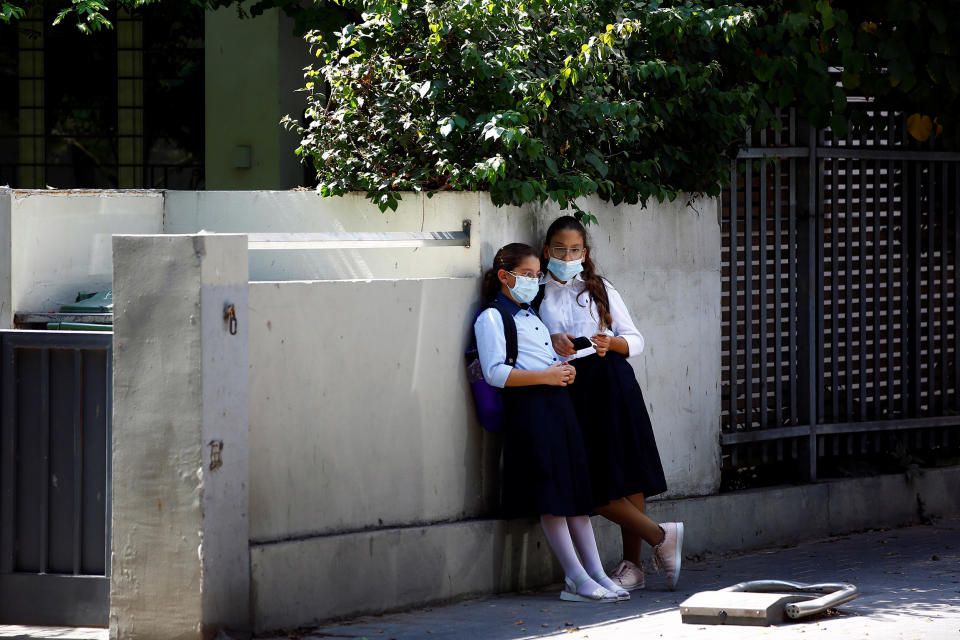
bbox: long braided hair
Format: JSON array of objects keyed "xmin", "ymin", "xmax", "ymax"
[
  {"xmin": 481, "ymin": 243, "xmax": 540, "ymax": 301},
  {"xmin": 542, "ymin": 216, "xmax": 612, "ymax": 330}
]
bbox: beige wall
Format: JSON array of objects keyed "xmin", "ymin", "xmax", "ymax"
[
  {"xmin": 4, "ymin": 189, "xmax": 163, "ymax": 317},
  {"xmin": 204, "ymin": 8, "xmax": 312, "ymax": 190},
  {"xmin": 243, "ymin": 192, "xmax": 721, "ymax": 547},
  {"xmin": 248, "ymin": 277, "xmax": 497, "ymax": 542}
]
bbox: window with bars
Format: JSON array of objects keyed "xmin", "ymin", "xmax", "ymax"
[{"xmin": 0, "ymin": 2, "xmax": 204, "ymax": 189}]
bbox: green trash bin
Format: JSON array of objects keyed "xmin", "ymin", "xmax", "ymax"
[{"xmin": 59, "ymin": 290, "xmax": 113, "ymax": 313}]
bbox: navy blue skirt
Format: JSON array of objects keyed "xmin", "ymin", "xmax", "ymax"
[
  {"xmin": 500, "ymin": 385, "xmax": 595, "ymax": 518},
  {"xmin": 568, "ymin": 352, "xmax": 668, "ymax": 506}
]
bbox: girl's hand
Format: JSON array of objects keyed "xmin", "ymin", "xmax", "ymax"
[
  {"xmin": 591, "ymin": 333, "xmax": 611, "ymax": 357},
  {"xmin": 551, "ymin": 333, "xmax": 577, "ymax": 357},
  {"xmin": 544, "ymin": 363, "xmax": 576, "ymax": 386}
]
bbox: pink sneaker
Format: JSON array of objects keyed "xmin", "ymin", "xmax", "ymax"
[
  {"xmin": 610, "ymin": 560, "xmax": 645, "ymax": 590},
  {"xmin": 652, "ymin": 522, "xmax": 684, "ymax": 590}
]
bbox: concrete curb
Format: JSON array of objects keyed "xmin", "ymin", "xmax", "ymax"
[{"xmin": 250, "ymin": 466, "xmax": 960, "ymax": 632}]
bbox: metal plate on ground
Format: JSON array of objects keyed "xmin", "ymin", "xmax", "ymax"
[{"xmin": 680, "ymin": 591, "xmax": 816, "ymax": 626}]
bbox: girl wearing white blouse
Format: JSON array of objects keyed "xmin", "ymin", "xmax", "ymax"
[
  {"xmin": 538, "ymin": 216, "xmax": 685, "ymax": 591},
  {"xmin": 474, "ymin": 243, "xmax": 628, "ymax": 603}
]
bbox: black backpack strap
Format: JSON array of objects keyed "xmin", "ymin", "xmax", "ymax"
[
  {"xmin": 488, "ymin": 301, "xmax": 519, "ymax": 366},
  {"xmin": 531, "ymin": 284, "xmax": 546, "ymax": 314}
]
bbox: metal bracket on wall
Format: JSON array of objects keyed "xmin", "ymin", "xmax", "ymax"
[{"xmin": 247, "ymin": 219, "xmax": 471, "ymax": 250}]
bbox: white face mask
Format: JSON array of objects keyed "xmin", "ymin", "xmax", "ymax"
[
  {"xmin": 508, "ymin": 274, "xmax": 540, "ymax": 303},
  {"xmin": 547, "ymin": 257, "xmax": 584, "ymax": 281}
]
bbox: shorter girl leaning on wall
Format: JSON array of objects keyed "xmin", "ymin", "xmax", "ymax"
[
  {"xmin": 537, "ymin": 216, "xmax": 684, "ymax": 591},
  {"xmin": 474, "ymin": 243, "xmax": 628, "ymax": 603}
]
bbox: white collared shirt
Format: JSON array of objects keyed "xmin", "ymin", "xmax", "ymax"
[
  {"xmin": 538, "ymin": 274, "xmax": 644, "ymax": 359},
  {"xmin": 474, "ymin": 294, "xmax": 561, "ymax": 388}
]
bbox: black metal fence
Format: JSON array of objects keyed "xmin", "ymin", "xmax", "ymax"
[
  {"xmin": 721, "ymin": 109, "xmax": 960, "ymax": 486},
  {"xmin": 0, "ymin": 330, "xmax": 111, "ymax": 625}
]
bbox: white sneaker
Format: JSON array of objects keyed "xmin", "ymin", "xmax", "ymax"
[{"xmin": 652, "ymin": 522, "xmax": 684, "ymax": 590}]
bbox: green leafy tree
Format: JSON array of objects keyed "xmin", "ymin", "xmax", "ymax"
[
  {"xmin": 284, "ymin": 0, "xmax": 959, "ymax": 212},
  {"xmin": 285, "ymin": 0, "xmax": 766, "ymax": 213}
]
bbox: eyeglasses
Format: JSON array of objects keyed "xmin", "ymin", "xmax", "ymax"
[
  {"xmin": 508, "ymin": 270, "xmax": 544, "ymax": 281},
  {"xmin": 549, "ymin": 246, "xmax": 585, "ymax": 260}
]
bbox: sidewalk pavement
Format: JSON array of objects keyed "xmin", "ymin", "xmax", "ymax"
[
  {"xmin": 2, "ymin": 517, "xmax": 956, "ymax": 640},
  {"xmin": 263, "ymin": 516, "xmax": 960, "ymax": 640}
]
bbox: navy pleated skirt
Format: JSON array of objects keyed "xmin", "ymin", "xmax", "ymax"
[
  {"xmin": 568, "ymin": 352, "xmax": 668, "ymax": 506},
  {"xmin": 500, "ymin": 385, "xmax": 595, "ymax": 518}
]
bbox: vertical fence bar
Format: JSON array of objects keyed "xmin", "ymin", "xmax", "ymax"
[
  {"xmin": 39, "ymin": 348, "xmax": 50, "ymax": 574},
  {"xmin": 872, "ymin": 113, "xmax": 884, "ymax": 416},
  {"xmin": 955, "ymin": 164, "xmax": 960, "ymax": 411},
  {"xmin": 797, "ymin": 123, "xmax": 819, "ymax": 480},
  {"xmin": 845, "ymin": 156, "xmax": 854, "ymax": 420},
  {"xmin": 908, "ymin": 162, "xmax": 922, "ymax": 415},
  {"xmin": 859, "ymin": 158, "xmax": 868, "ymax": 419},
  {"xmin": 790, "ymin": 109, "xmax": 799, "ymax": 426},
  {"xmin": 745, "ymin": 159, "xmax": 754, "ymax": 430},
  {"xmin": 759, "ymin": 130, "xmax": 768, "ymax": 429},
  {"xmin": 790, "ymin": 159, "xmax": 799, "ymax": 425},
  {"xmin": 1, "ymin": 338, "xmax": 15, "ymax": 574},
  {"xmin": 940, "ymin": 163, "xmax": 949, "ymax": 407},
  {"xmin": 103, "ymin": 346, "xmax": 113, "ymax": 577},
  {"xmin": 887, "ymin": 138, "xmax": 896, "ymax": 415},
  {"xmin": 831, "ymin": 154, "xmax": 840, "ymax": 422},
  {"xmin": 927, "ymin": 160, "xmax": 936, "ymax": 412},
  {"xmin": 816, "ymin": 128, "xmax": 826, "ymax": 425},
  {"xmin": 729, "ymin": 162, "xmax": 739, "ymax": 432},
  {"xmin": 72, "ymin": 350, "xmax": 83, "ymax": 576},
  {"xmin": 873, "ymin": 155, "xmax": 882, "ymax": 415},
  {"xmin": 774, "ymin": 156, "xmax": 784, "ymax": 427}
]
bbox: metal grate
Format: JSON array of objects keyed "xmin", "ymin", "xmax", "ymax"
[
  {"xmin": 721, "ymin": 108, "xmax": 960, "ymax": 484},
  {"xmin": 0, "ymin": 330, "xmax": 112, "ymax": 625}
]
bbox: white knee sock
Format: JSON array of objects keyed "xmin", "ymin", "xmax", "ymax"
[
  {"xmin": 567, "ymin": 515, "xmax": 623, "ymax": 593},
  {"xmin": 540, "ymin": 515, "xmax": 607, "ymax": 596}
]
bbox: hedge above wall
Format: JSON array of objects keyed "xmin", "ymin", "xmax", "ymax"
[{"xmin": 282, "ymin": 0, "xmax": 960, "ymax": 214}]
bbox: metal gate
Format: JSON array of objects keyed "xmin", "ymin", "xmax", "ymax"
[
  {"xmin": 0, "ymin": 330, "xmax": 111, "ymax": 625},
  {"xmin": 721, "ymin": 108, "xmax": 960, "ymax": 486}
]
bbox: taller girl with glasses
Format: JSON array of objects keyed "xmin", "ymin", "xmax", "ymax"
[
  {"xmin": 475, "ymin": 243, "xmax": 629, "ymax": 603},
  {"xmin": 537, "ymin": 216, "xmax": 685, "ymax": 591}
]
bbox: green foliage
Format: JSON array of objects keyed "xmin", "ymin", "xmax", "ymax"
[
  {"xmin": 287, "ymin": 0, "xmax": 960, "ymax": 212},
  {"xmin": 285, "ymin": 0, "xmax": 766, "ymax": 212}
]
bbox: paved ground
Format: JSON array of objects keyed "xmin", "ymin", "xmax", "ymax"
[
  {"xmin": 3, "ymin": 517, "xmax": 957, "ymax": 640},
  {"xmin": 264, "ymin": 516, "xmax": 960, "ymax": 640}
]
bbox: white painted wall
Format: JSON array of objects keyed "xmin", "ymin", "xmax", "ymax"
[
  {"xmin": 531, "ymin": 197, "xmax": 723, "ymax": 496},
  {"xmin": 112, "ymin": 234, "xmax": 251, "ymax": 639},
  {"xmin": 7, "ymin": 189, "xmax": 163, "ymax": 314},
  {"xmin": 0, "ymin": 189, "xmax": 11, "ymax": 328},
  {"xmin": 245, "ymin": 195, "xmax": 721, "ymax": 547},
  {"xmin": 162, "ymin": 190, "xmax": 523, "ymax": 281},
  {"xmin": 248, "ymin": 277, "xmax": 497, "ymax": 542}
]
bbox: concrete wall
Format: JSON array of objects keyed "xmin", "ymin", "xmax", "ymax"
[
  {"xmin": 2, "ymin": 189, "xmax": 163, "ymax": 316},
  {"xmin": 0, "ymin": 189, "xmax": 11, "ymax": 328},
  {"xmin": 204, "ymin": 9, "xmax": 312, "ymax": 190},
  {"xmin": 111, "ymin": 234, "xmax": 250, "ymax": 639},
  {"xmin": 250, "ymin": 465, "xmax": 960, "ymax": 631},
  {"xmin": 243, "ymin": 193, "xmax": 721, "ymax": 629},
  {"xmin": 531, "ymin": 198, "xmax": 722, "ymax": 495},
  {"xmin": 162, "ymin": 190, "xmax": 525, "ymax": 281},
  {"xmin": 247, "ymin": 277, "xmax": 495, "ymax": 543}
]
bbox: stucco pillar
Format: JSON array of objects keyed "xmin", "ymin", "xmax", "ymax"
[{"xmin": 111, "ymin": 234, "xmax": 250, "ymax": 639}]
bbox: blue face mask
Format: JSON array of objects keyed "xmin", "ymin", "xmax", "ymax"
[
  {"xmin": 508, "ymin": 274, "xmax": 540, "ymax": 304},
  {"xmin": 548, "ymin": 257, "xmax": 584, "ymax": 282}
]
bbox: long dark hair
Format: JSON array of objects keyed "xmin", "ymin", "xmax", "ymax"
[
  {"xmin": 482, "ymin": 243, "xmax": 540, "ymax": 301},
  {"xmin": 543, "ymin": 216, "xmax": 612, "ymax": 329}
]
